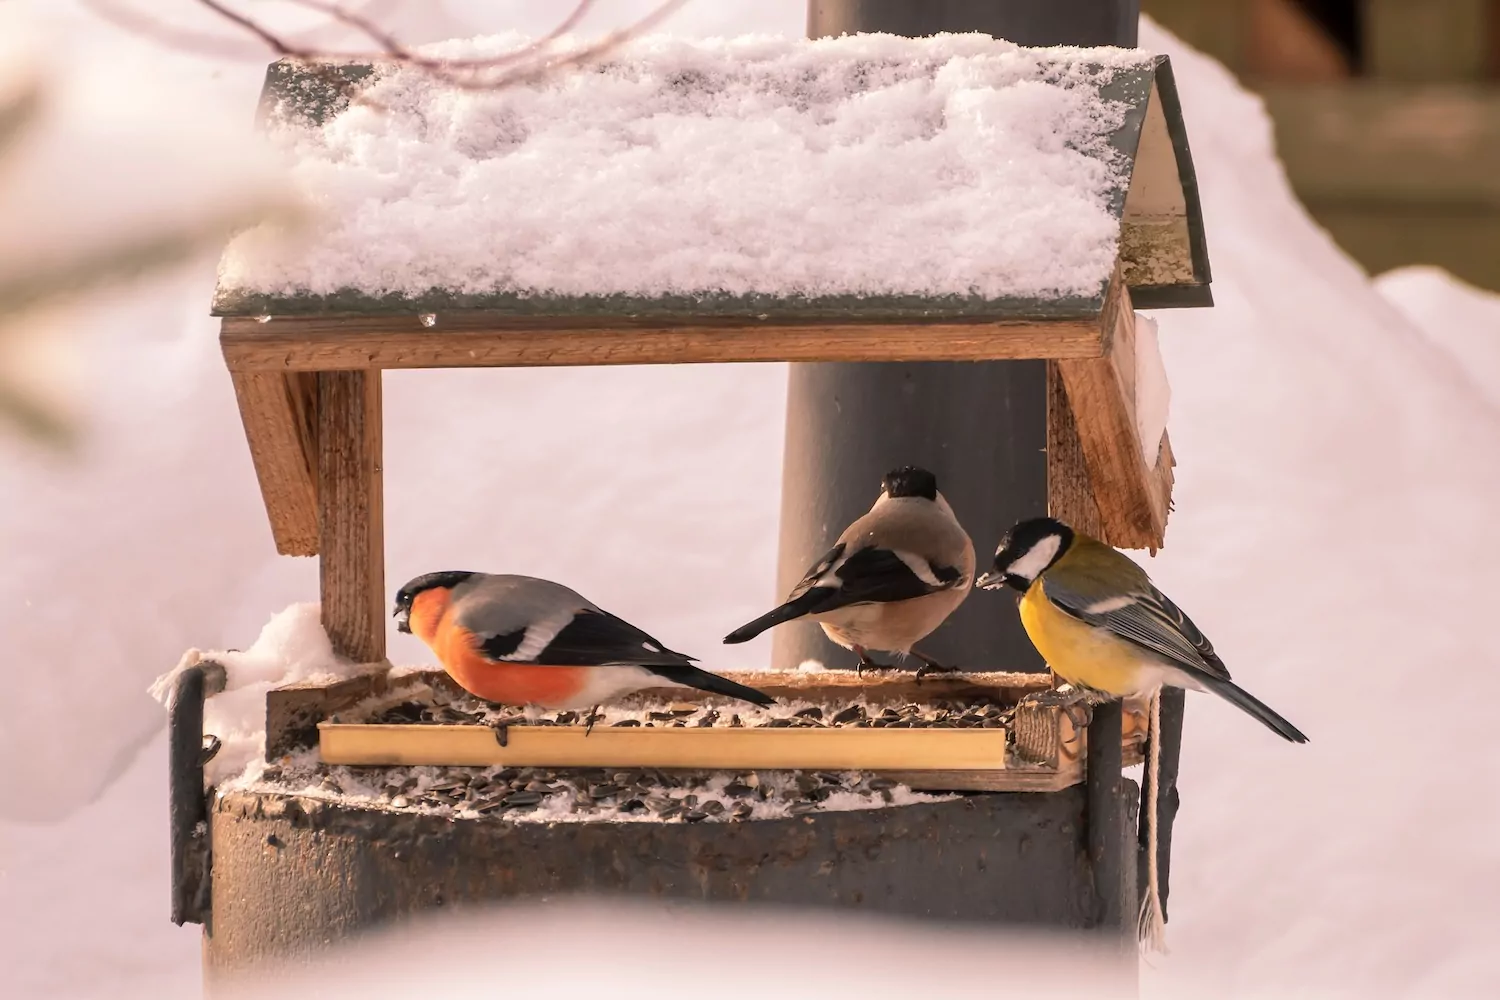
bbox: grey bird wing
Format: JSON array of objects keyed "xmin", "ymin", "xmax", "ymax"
[
  {"xmin": 453, "ymin": 575, "xmax": 695, "ymax": 667},
  {"xmin": 1041, "ymin": 570, "xmax": 1232, "ymax": 684},
  {"xmin": 809, "ymin": 496, "xmax": 973, "ymax": 609},
  {"xmin": 811, "ymin": 542, "xmax": 966, "ymax": 609}
]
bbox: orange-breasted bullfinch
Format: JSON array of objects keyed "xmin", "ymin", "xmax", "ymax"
[
  {"xmin": 394, "ymin": 572, "xmax": 775, "ymax": 711},
  {"xmin": 976, "ymin": 516, "xmax": 1307, "ymax": 743},
  {"xmin": 723, "ymin": 466, "xmax": 975, "ymax": 676}
]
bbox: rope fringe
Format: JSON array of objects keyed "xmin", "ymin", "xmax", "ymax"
[{"xmin": 1138, "ymin": 687, "xmax": 1168, "ymax": 953}]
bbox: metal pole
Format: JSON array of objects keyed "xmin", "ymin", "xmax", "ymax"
[{"xmin": 775, "ymin": 1, "xmax": 1142, "ymax": 672}]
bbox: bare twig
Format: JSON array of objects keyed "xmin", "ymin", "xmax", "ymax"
[{"xmin": 80, "ymin": 0, "xmax": 691, "ymax": 93}]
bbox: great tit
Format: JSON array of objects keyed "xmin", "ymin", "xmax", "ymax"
[
  {"xmin": 394, "ymin": 571, "xmax": 774, "ymax": 710},
  {"xmin": 723, "ymin": 466, "xmax": 975, "ymax": 675},
  {"xmin": 976, "ymin": 517, "xmax": 1307, "ymax": 743}
]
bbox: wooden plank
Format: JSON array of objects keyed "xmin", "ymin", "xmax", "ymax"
[
  {"xmin": 228, "ymin": 370, "xmax": 319, "ymax": 556},
  {"xmin": 1262, "ymin": 83, "xmax": 1500, "ymax": 205},
  {"xmin": 317, "ymin": 370, "xmax": 386, "ymax": 664},
  {"xmin": 220, "ymin": 313, "xmax": 1108, "ymax": 372},
  {"xmin": 1362, "ymin": 0, "xmax": 1491, "ymax": 82},
  {"xmin": 319, "ymin": 723, "xmax": 1010, "ymax": 772},
  {"xmin": 1303, "ymin": 204, "xmax": 1500, "ymax": 293},
  {"xmin": 265, "ymin": 668, "xmax": 393, "ymax": 760},
  {"xmin": 1047, "ymin": 359, "xmax": 1106, "ymax": 539},
  {"xmin": 1056, "ymin": 281, "xmax": 1173, "ymax": 550}
]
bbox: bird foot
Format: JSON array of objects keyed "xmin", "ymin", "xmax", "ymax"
[
  {"xmin": 911, "ymin": 650, "xmax": 958, "ymax": 683},
  {"xmin": 1018, "ymin": 684, "xmax": 1115, "ymax": 713},
  {"xmin": 584, "ymin": 706, "xmax": 601, "ymax": 737},
  {"xmin": 492, "ymin": 722, "xmax": 509, "ymax": 748}
]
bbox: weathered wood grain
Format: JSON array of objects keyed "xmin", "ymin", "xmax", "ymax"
[
  {"xmin": 229, "ymin": 371, "xmax": 319, "ymax": 556},
  {"xmin": 220, "ymin": 313, "xmax": 1108, "ymax": 371},
  {"xmin": 317, "ymin": 370, "xmax": 385, "ymax": 664}
]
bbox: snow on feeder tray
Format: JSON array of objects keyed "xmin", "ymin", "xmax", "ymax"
[{"xmin": 185, "ymin": 31, "xmax": 1211, "ymax": 981}]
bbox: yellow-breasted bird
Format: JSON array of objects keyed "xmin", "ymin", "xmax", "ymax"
[{"xmin": 976, "ymin": 516, "xmax": 1307, "ymax": 743}]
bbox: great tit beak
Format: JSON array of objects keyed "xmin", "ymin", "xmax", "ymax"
[
  {"xmin": 975, "ymin": 569, "xmax": 1005, "ymax": 590},
  {"xmin": 394, "ymin": 607, "xmax": 411, "ymax": 634}
]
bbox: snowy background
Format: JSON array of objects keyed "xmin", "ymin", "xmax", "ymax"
[{"xmin": 3, "ymin": 2, "xmax": 1499, "ymax": 998}]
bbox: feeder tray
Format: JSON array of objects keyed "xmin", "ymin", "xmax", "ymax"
[{"xmin": 282, "ymin": 668, "xmax": 1148, "ymax": 793}]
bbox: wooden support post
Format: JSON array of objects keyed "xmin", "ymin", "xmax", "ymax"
[
  {"xmin": 1138, "ymin": 687, "xmax": 1185, "ymax": 922},
  {"xmin": 228, "ymin": 370, "xmax": 319, "ymax": 556},
  {"xmin": 1086, "ymin": 700, "xmax": 1131, "ymax": 937},
  {"xmin": 1047, "ymin": 360, "xmax": 1106, "ymax": 538},
  {"xmin": 317, "ymin": 370, "xmax": 385, "ymax": 664},
  {"xmin": 1056, "ymin": 280, "xmax": 1175, "ymax": 551}
]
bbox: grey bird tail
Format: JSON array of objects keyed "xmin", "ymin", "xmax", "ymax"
[
  {"xmin": 645, "ymin": 664, "xmax": 776, "ymax": 707},
  {"xmin": 722, "ymin": 589, "xmax": 829, "ymax": 644},
  {"xmin": 1197, "ymin": 674, "xmax": 1308, "ymax": 743}
]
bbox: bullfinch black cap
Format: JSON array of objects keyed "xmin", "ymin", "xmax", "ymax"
[{"xmin": 882, "ymin": 466, "xmax": 939, "ymax": 501}]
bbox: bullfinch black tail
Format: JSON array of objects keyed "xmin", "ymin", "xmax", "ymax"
[
  {"xmin": 645, "ymin": 664, "xmax": 776, "ymax": 707},
  {"xmin": 722, "ymin": 589, "xmax": 831, "ymax": 644},
  {"xmin": 1197, "ymin": 674, "xmax": 1309, "ymax": 743}
]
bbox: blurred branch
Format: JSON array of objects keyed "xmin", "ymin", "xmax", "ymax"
[{"xmin": 80, "ymin": 0, "xmax": 690, "ymax": 90}]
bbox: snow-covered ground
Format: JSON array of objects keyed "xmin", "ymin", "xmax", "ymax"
[{"xmin": 3, "ymin": 3, "xmax": 1499, "ymax": 998}]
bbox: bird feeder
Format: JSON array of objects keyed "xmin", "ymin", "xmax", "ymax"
[{"xmin": 180, "ymin": 35, "xmax": 1211, "ymax": 981}]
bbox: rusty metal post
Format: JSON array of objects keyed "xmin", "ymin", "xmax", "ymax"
[{"xmin": 169, "ymin": 660, "xmax": 226, "ymax": 927}]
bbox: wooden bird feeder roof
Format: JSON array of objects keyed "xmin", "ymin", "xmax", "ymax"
[{"xmin": 213, "ymin": 35, "xmax": 1211, "ymax": 666}]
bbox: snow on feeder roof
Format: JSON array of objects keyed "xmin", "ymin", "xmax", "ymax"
[{"xmin": 214, "ymin": 32, "xmax": 1210, "ymax": 337}]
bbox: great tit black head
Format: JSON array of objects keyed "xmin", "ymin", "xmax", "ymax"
[
  {"xmin": 392, "ymin": 570, "xmax": 477, "ymax": 633},
  {"xmin": 976, "ymin": 517, "xmax": 1074, "ymax": 591},
  {"xmin": 881, "ymin": 465, "xmax": 939, "ymax": 501}
]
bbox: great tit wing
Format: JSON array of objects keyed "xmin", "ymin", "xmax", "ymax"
[{"xmin": 1041, "ymin": 576, "xmax": 1231, "ymax": 682}]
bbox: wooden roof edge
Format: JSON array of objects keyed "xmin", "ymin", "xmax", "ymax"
[{"xmin": 210, "ymin": 286, "xmax": 1112, "ymax": 322}]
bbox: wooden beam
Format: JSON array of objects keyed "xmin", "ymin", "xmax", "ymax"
[
  {"xmin": 317, "ymin": 370, "xmax": 385, "ymax": 664},
  {"xmin": 219, "ymin": 312, "xmax": 1108, "ymax": 372},
  {"xmin": 1362, "ymin": 0, "xmax": 1492, "ymax": 82},
  {"xmin": 228, "ymin": 370, "xmax": 319, "ymax": 556},
  {"xmin": 1056, "ymin": 282, "xmax": 1174, "ymax": 551}
]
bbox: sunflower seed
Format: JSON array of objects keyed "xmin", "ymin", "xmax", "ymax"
[
  {"xmin": 730, "ymin": 803, "xmax": 753, "ymax": 820},
  {"xmin": 794, "ymin": 706, "xmax": 824, "ymax": 721},
  {"xmin": 504, "ymin": 791, "xmax": 543, "ymax": 807},
  {"xmin": 683, "ymin": 809, "xmax": 708, "ymax": 823},
  {"xmin": 589, "ymin": 784, "xmax": 623, "ymax": 800},
  {"xmin": 830, "ymin": 706, "xmax": 863, "ymax": 725},
  {"xmin": 612, "ymin": 719, "xmax": 642, "ymax": 727},
  {"xmin": 701, "ymin": 800, "xmax": 726, "ymax": 816},
  {"xmin": 866, "ymin": 776, "xmax": 897, "ymax": 791},
  {"xmin": 724, "ymin": 782, "xmax": 755, "ymax": 799}
]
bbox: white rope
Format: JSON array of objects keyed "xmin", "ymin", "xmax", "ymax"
[{"xmin": 1137, "ymin": 686, "xmax": 1168, "ymax": 953}]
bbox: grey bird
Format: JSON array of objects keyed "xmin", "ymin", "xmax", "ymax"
[
  {"xmin": 723, "ymin": 466, "xmax": 975, "ymax": 675},
  {"xmin": 394, "ymin": 571, "xmax": 775, "ymax": 713}
]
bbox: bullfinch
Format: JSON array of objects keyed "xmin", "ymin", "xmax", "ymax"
[
  {"xmin": 977, "ymin": 516, "xmax": 1307, "ymax": 742},
  {"xmin": 723, "ymin": 466, "xmax": 975, "ymax": 676},
  {"xmin": 394, "ymin": 571, "xmax": 775, "ymax": 712}
]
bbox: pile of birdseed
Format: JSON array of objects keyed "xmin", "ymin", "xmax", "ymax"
[
  {"xmin": 342, "ymin": 692, "xmax": 1016, "ymax": 731},
  {"xmin": 238, "ymin": 757, "xmax": 954, "ymax": 824}
]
